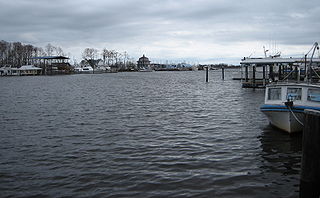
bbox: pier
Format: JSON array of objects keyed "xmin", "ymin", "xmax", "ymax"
[
  {"xmin": 239, "ymin": 57, "xmax": 320, "ymax": 88},
  {"xmin": 31, "ymin": 56, "xmax": 72, "ymax": 75}
]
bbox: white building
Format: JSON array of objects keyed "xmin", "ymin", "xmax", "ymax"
[{"xmin": 0, "ymin": 65, "xmax": 42, "ymax": 76}]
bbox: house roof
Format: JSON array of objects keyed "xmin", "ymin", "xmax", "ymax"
[
  {"xmin": 19, "ymin": 65, "xmax": 42, "ymax": 70},
  {"xmin": 138, "ymin": 54, "xmax": 150, "ymax": 62}
]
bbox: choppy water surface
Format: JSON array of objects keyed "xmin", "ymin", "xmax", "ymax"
[{"xmin": 0, "ymin": 71, "xmax": 302, "ymax": 198}]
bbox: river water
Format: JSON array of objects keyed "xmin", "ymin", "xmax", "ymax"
[{"xmin": 0, "ymin": 70, "xmax": 302, "ymax": 198}]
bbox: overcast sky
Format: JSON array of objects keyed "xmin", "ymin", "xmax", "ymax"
[{"xmin": 1, "ymin": 0, "xmax": 319, "ymax": 64}]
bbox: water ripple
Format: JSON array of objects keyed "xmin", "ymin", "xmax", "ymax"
[{"xmin": 0, "ymin": 71, "xmax": 301, "ymax": 197}]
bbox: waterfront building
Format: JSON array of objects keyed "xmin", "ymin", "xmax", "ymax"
[
  {"xmin": 30, "ymin": 56, "xmax": 72, "ymax": 75},
  {"xmin": 0, "ymin": 65, "xmax": 42, "ymax": 76},
  {"xmin": 137, "ymin": 55, "xmax": 151, "ymax": 70},
  {"xmin": 19, "ymin": 65, "xmax": 42, "ymax": 75},
  {"xmin": 0, "ymin": 66, "xmax": 19, "ymax": 76}
]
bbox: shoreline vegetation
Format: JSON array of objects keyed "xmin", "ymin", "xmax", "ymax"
[{"xmin": 0, "ymin": 40, "xmax": 239, "ymax": 76}]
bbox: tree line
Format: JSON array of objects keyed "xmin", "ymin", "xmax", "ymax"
[
  {"xmin": 81, "ymin": 48, "xmax": 136, "ymax": 71},
  {"xmin": 0, "ymin": 40, "xmax": 137, "ymax": 71},
  {"xmin": 0, "ymin": 40, "xmax": 66, "ymax": 67}
]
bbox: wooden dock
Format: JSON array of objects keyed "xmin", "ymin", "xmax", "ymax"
[{"xmin": 239, "ymin": 57, "xmax": 320, "ymax": 88}]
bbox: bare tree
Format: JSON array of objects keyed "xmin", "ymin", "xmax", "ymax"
[
  {"xmin": 123, "ymin": 51, "xmax": 128, "ymax": 70},
  {"xmin": 82, "ymin": 48, "xmax": 98, "ymax": 60},
  {"xmin": 12, "ymin": 42, "xmax": 24, "ymax": 67},
  {"xmin": 35, "ymin": 47, "xmax": 46, "ymax": 57},
  {"xmin": 82, "ymin": 48, "xmax": 98, "ymax": 69},
  {"xmin": 55, "ymin": 46, "xmax": 65, "ymax": 56},
  {"xmin": 24, "ymin": 44, "xmax": 34, "ymax": 65},
  {"xmin": 45, "ymin": 43, "xmax": 55, "ymax": 56},
  {"xmin": 0, "ymin": 40, "xmax": 9, "ymax": 66},
  {"xmin": 101, "ymin": 48, "xmax": 109, "ymax": 65},
  {"xmin": 109, "ymin": 50, "xmax": 117, "ymax": 66},
  {"xmin": 0, "ymin": 40, "xmax": 70, "ymax": 68},
  {"xmin": 123, "ymin": 51, "xmax": 128, "ymax": 63}
]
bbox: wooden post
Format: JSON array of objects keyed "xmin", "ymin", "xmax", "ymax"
[
  {"xmin": 269, "ymin": 64, "xmax": 274, "ymax": 82},
  {"xmin": 252, "ymin": 65, "xmax": 256, "ymax": 87},
  {"xmin": 222, "ymin": 66, "xmax": 225, "ymax": 80},
  {"xmin": 44, "ymin": 59, "xmax": 47, "ymax": 75},
  {"xmin": 263, "ymin": 65, "xmax": 266, "ymax": 86},
  {"xmin": 205, "ymin": 66, "xmax": 209, "ymax": 82},
  {"xmin": 305, "ymin": 54, "xmax": 307, "ymax": 80},
  {"xmin": 295, "ymin": 65, "xmax": 299, "ymax": 82},
  {"xmin": 245, "ymin": 65, "xmax": 249, "ymax": 82},
  {"xmin": 279, "ymin": 64, "xmax": 282, "ymax": 80},
  {"xmin": 300, "ymin": 109, "xmax": 320, "ymax": 198}
]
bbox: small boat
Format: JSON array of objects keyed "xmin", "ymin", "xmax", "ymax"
[
  {"xmin": 260, "ymin": 83, "xmax": 320, "ymax": 133},
  {"xmin": 260, "ymin": 42, "xmax": 320, "ymax": 133},
  {"xmin": 74, "ymin": 66, "xmax": 94, "ymax": 74},
  {"xmin": 138, "ymin": 67, "xmax": 153, "ymax": 72}
]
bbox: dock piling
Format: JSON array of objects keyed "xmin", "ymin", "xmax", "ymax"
[
  {"xmin": 205, "ymin": 66, "xmax": 209, "ymax": 82},
  {"xmin": 262, "ymin": 65, "xmax": 266, "ymax": 86},
  {"xmin": 252, "ymin": 65, "xmax": 256, "ymax": 87},
  {"xmin": 222, "ymin": 66, "xmax": 225, "ymax": 80},
  {"xmin": 300, "ymin": 109, "xmax": 320, "ymax": 198}
]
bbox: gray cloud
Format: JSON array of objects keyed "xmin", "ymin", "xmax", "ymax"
[{"xmin": 1, "ymin": 0, "xmax": 319, "ymax": 64}]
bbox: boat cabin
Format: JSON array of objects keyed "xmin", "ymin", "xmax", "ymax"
[{"xmin": 265, "ymin": 83, "xmax": 320, "ymax": 107}]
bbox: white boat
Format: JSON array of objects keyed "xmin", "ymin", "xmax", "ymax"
[
  {"xmin": 260, "ymin": 83, "xmax": 320, "ymax": 133},
  {"xmin": 74, "ymin": 66, "xmax": 94, "ymax": 74},
  {"xmin": 260, "ymin": 42, "xmax": 320, "ymax": 133},
  {"xmin": 138, "ymin": 67, "xmax": 153, "ymax": 72}
]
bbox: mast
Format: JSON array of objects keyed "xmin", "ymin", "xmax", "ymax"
[
  {"xmin": 308, "ymin": 42, "xmax": 319, "ymax": 83},
  {"xmin": 305, "ymin": 42, "xmax": 319, "ymax": 83}
]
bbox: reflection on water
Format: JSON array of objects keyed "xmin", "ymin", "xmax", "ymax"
[{"xmin": 258, "ymin": 125, "xmax": 302, "ymax": 198}]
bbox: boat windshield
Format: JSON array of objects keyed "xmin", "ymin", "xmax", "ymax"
[
  {"xmin": 287, "ymin": 88, "xmax": 302, "ymax": 101},
  {"xmin": 308, "ymin": 89, "xmax": 320, "ymax": 102},
  {"xmin": 268, "ymin": 88, "xmax": 281, "ymax": 100}
]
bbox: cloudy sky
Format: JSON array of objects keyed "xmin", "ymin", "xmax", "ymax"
[{"xmin": 1, "ymin": 0, "xmax": 319, "ymax": 64}]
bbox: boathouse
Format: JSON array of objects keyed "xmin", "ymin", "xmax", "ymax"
[
  {"xmin": 30, "ymin": 56, "xmax": 72, "ymax": 75},
  {"xmin": 240, "ymin": 57, "xmax": 320, "ymax": 88}
]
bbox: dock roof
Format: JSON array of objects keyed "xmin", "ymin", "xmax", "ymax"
[
  {"xmin": 240, "ymin": 57, "xmax": 320, "ymax": 64},
  {"xmin": 31, "ymin": 56, "xmax": 69, "ymax": 60}
]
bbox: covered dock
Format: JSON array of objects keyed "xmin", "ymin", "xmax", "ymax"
[
  {"xmin": 239, "ymin": 57, "xmax": 320, "ymax": 88},
  {"xmin": 30, "ymin": 56, "xmax": 72, "ymax": 75}
]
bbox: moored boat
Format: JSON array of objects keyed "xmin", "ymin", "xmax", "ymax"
[
  {"xmin": 74, "ymin": 66, "xmax": 94, "ymax": 74},
  {"xmin": 260, "ymin": 83, "xmax": 320, "ymax": 133},
  {"xmin": 260, "ymin": 42, "xmax": 320, "ymax": 133}
]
